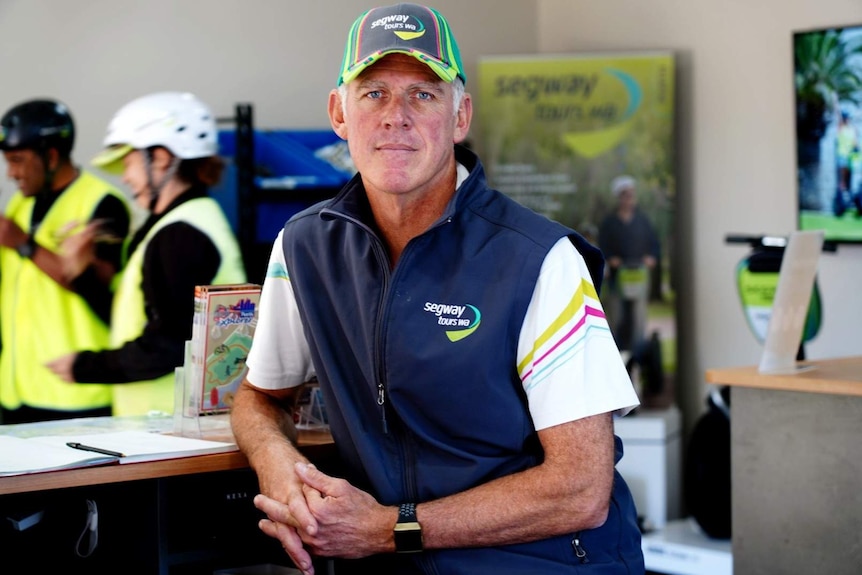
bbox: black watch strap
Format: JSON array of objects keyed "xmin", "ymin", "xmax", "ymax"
[
  {"xmin": 394, "ymin": 502, "xmax": 423, "ymax": 553},
  {"xmin": 15, "ymin": 235, "xmax": 36, "ymax": 259}
]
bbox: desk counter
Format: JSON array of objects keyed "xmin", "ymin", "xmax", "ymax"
[
  {"xmin": 0, "ymin": 428, "xmax": 333, "ymax": 496},
  {"xmin": 704, "ymin": 355, "xmax": 862, "ymax": 575},
  {"xmin": 0, "ymin": 415, "xmax": 334, "ymax": 574},
  {"xmin": 705, "ymin": 355, "xmax": 862, "ymax": 396}
]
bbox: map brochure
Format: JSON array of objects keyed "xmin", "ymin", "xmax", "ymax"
[{"xmin": 189, "ymin": 283, "xmax": 262, "ymax": 415}]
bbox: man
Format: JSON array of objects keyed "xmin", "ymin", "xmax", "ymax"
[
  {"xmin": 0, "ymin": 98, "xmax": 130, "ymax": 424},
  {"xmin": 231, "ymin": 4, "xmax": 643, "ymax": 574},
  {"xmin": 598, "ymin": 175, "xmax": 660, "ymax": 353}
]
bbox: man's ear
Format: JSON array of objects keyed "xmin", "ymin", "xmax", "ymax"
[
  {"xmin": 150, "ymin": 146, "xmax": 175, "ymax": 170},
  {"xmin": 45, "ymin": 148, "xmax": 61, "ymax": 171},
  {"xmin": 328, "ymin": 89, "xmax": 349, "ymax": 141},
  {"xmin": 453, "ymin": 92, "xmax": 473, "ymax": 144}
]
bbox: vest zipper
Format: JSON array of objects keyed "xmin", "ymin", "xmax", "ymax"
[
  {"xmin": 571, "ymin": 532, "xmax": 589, "ymax": 563},
  {"xmin": 377, "ymin": 382, "xmax": 388, "ymax": 434},
  {"xmin": 319, "ymin": 206, "xmax": 449, "ymax": 438}
]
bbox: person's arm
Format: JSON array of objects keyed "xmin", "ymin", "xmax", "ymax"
[
  {"xmin": 254, "ymin": 239, "xmax": 638, "ymax": 561},
  {"xmin": 228, "ymin": 229, "xmax": 328, "ymax": 573},
  {"xmin": 254, "ymin": 413, "xmax": 614, "ymax": 562},
  {"xmin": 416, "ymin": 414, "xmax": 614, "ymax": 546},
  {"xmin": 635, "ymin": 211, "xmax": 659, "ymax": 269},
  {"xmin": 68, "ymin": 194, "xmax": 131, "ymax": 323},
  {"xmin": 0, "ymin": 195, "xmax": 129, "ymax": 298},
  {"xmin": 231, "ymin": 379, "xmax": 320, "ymax": 572},
  {"xmin": 0, "ymin": 215, "xmax": 70, "ymax": 287},
  {"xmin": 69, "ymin": 223, "xmax": 220, "ymax": 383}
]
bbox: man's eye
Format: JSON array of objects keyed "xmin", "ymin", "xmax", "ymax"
[
  {"xmin": 416, "ymin": 92, "xmax": 433, "ymax": 100},
  {"xmin": 366, "ymin": 90, "xmax": 383, "ymax": 99}
]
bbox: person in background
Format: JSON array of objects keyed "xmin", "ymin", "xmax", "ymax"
[
  {"xmin": 46, "ymin": 92, "xmax": 246, "ymax": 417},
  {"xmin": 230, "ymin": 4, "xmax": 643, "ymax": 574},
  {"xmin": 0, "ymin": 98, "xmax": 131, "ymax": 424},
  {"xmin": 835, "ymin": 109, "xmax": 858, "ymax": 196},
  {"xmin": 833, "ymin": 108, "xmax": 862, "ymax": 217},
  {"xmin": 598, "ymin": 174, "xmax": 660, "ymax": 353}
]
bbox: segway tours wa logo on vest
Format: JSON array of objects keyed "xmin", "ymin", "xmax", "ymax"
[
  {"xmin": 371, "ymin": 13, "xmax": 426, "ymax": 40},
  {"xmin": 424, "ymin": 301, "xmax": 481, "ymax": 342}
]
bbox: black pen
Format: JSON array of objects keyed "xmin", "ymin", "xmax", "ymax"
[{"xmin": 66, "ymin": 442, "xmax": 126, "ymax": 458}]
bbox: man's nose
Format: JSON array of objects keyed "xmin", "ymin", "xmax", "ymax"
[{"xmin": 382, "ymin": 96, "xmax": 411, "ymax": 128}]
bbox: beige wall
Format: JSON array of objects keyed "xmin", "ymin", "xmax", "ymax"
[
  {"xmin": 538, "ymin": 0, "xmax": 862, "ymax": 432},
  {"xmin": 2, "ymin": 0, "xmax": 861, "ymax": 436},
  {"xmin": 0, "ymin": 0, "xmax": 537, "ymax": 183}
]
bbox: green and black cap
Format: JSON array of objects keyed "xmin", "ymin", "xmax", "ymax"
[{"xmin": 338, "ymin": 3, "xmax": 466, "ymax": 86}]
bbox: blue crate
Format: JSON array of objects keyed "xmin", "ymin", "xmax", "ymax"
[{"xmin": 211, "ymin": 129, "xmax": 353, "ymax": 243}]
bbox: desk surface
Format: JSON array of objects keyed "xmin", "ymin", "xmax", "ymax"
[
  {"xmin": 0, "ymin": 414, "xmax": 333, "ymax": 496},
  {"xmin": 641, "ymin": 518, "xmax": 732, "ymax": 575},
  {"xmin": 705, "ymin": 355, "xmax": 862, "ymax": 397}
]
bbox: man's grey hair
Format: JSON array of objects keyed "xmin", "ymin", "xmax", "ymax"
[{"xmin": 338, "ymin": 77, "xmax": 466, "ymax": 118}]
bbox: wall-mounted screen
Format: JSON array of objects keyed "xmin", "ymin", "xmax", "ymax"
[{"xmin": 795, "ymin": 24, "xmax": 862, "ymax": 243}]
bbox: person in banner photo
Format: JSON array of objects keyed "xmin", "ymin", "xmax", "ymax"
[
  {"xmin": 230, "ymin": 3, "xmax": 644, "ymax": 574},
  {"xmin": 45, "ymin": 91, "xmax": 246, "ymax": 417},
  {"xmin": 0, "ymin": 98, "xmax": 131, "ymax": 424},
  {"xmin": 834, "ymin": 108, "xmax": 861, "ymax": 216},
  {"xmin": 598, "ymin": 174, "xmax": 660, "ymax": 355}
]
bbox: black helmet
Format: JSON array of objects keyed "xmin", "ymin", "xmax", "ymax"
[{"xmin": 0, "ymin": 99, "xmax": 75, "ymax": 157}]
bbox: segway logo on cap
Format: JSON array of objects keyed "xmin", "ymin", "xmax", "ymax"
[
  {"xmin": 424, "ymin": 302, "xmax": 482, "ymax": 342},
  {"xmin": 371, "ymin": 14, "xmax": 426, "ymax": 40}
]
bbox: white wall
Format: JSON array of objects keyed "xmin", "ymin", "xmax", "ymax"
[{"xmin": 538, "ymin": 0, "xmax": 862, "ymax": 432}]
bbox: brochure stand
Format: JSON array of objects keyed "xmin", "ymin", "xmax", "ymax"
[
  {"xmin": 173, "ymin": 363, "xmax": 235, "ymax": 439},
  {"xmin": 295, "ymin": 382, "xmax": 329, "ymax": 431},
  {"xmin": 173, "ymin": 359, "xmax": 202, "ymax": 438}
]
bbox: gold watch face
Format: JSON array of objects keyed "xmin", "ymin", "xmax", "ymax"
[{"xmin": 394, "ymin": 522, "xmax": 423, "ymax": 553}]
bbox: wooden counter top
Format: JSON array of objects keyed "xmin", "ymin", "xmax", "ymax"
[
  {"xmin": 0, "ymin": 423, "xmax": 334, "ymax": 496},
  {"xmin": 705, "ymin": 355, "xmax": 862, "ymax": 397}
]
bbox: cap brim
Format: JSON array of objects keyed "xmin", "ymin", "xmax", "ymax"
[
  {"xmin": 91, "ymin": 144, "xmax": 133, "ymax": 175},
  {"xmin": 340, "ymin": 50, "xmax": 461, "ymax": 86}
]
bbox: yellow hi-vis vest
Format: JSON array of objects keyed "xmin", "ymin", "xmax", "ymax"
[
  {"xmin": 110, "ymin": 196, "xmax": 246, "ymax": 416},
  {"xmin": 837, "ymin": 124, "xmax": 857, "ymax": 159},
  {"xmin": 0, "ymin": 171, "xmax": 129, "ymax": 412}
]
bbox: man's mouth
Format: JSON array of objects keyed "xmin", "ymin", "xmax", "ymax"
[{"xmin": 377, "ymin": 143, "xmax": 414, "ymax": 151}]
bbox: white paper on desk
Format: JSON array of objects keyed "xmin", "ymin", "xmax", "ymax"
[
  {"xmin": 0, "ymin": 435, "xmax": 118, "ymax": 476},
  {"xmin": 29, "ymin": 431, "xmax": 237, "ymax": 465}
]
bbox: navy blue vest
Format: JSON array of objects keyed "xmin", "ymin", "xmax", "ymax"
[{"xmin": 281, "ymin": 147, "xmax": 643, "ymax": 573}]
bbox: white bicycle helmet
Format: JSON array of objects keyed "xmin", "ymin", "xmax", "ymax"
[{"xmin": 92, "ymin": 91, "xmax": 217, "ymax": 173}]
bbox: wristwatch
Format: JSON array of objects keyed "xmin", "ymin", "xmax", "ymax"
[
  {"xmin": 393, "ymin": 502, "xmax": 423, "ymax": 553},
  {"xmin": 15, "ymin": 236, "xmax": 36, "ymax": 259}
]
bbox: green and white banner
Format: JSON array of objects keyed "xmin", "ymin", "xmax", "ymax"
[
  {"xmin": 477, "ymin": 52, "xmax": 676, "ymax": 399},
  {"xmin": 476, "ymin": 52, "xmax": 674, "ymax": 237}
]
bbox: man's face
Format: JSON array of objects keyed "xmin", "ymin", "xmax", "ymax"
[
  {"xmin": 120, "ymin": 147, "xmax": 177, "ymax": 211},
  {"xmin": 330, "ymin": 53, "xmax": 471, "ymax": 200},
  {"xmin": 618, "ymin": 187, "xmax": 636, "ymax": 208},
  {"xmin": 121, "ymin": 149, "xmax": 153, "ymax": 211},
  {"xmin": 123, "ymin": 150, "xmax": 152, "ymax": 210},
  {"xmin": 2, "ymin": 149, "xmax": 47, "ymax": 197}
]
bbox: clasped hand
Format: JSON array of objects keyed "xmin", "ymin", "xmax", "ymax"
[
  {"xmin": 56, "ymin": 220, "xmax": 102, "ymax": 281},
  {"xmin": 255, "ymin": 462, "xmax": 389, "ymax": 575},
  {"xmin": 0, "ymin": 216, "xmax": 27, "ymax": 249}
]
